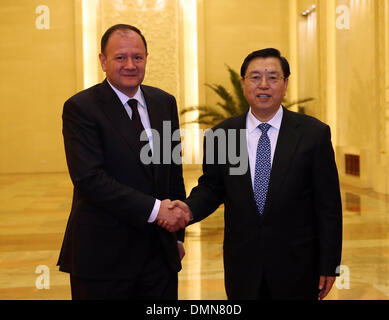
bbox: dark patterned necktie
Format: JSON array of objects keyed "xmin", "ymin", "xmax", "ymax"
[
  {"xmin": 127, "ymin": 99, "xmax": 149, "ymax": 151},
  {"xmin": 254, "ymin": 123, "xmax": 272, "ymax": 215}
]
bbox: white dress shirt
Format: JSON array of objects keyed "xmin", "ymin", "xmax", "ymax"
[
  {"xmin": 107, "ymin": 80, "xmax": 160, "ymax": 223},
  {"xmin": 246, "ymin": 106, "xmax": 283, "ymax": 189}
]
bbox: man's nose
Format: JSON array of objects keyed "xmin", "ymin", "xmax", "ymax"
[
  {"xmin": 258, "ymin": 77, "xmax": 270, "ymax": 88},
  {"xmin": 124, "ymin": 58, "xmax": 136, "ymax": 69}
]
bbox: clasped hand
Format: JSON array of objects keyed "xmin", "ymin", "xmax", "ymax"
[{"xmin": 156, "ymin": 199, "xmax": 192, "ymax": 232}]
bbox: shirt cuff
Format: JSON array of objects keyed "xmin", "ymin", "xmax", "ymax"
[{"xmin": 148, "ymin": 199, "xmax": 161, "ymax": 223}]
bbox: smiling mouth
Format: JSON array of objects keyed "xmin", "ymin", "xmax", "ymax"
[{"xmin": 257, "ymin": 94, "xmax": 271, "ymax": 98}]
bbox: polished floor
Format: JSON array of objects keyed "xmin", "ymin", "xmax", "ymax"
[{"xmin": 0, "ymin": 168, "xmax": 388, "ymax": 300}]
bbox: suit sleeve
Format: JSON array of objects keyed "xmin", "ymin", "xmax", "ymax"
[
  {"xmin": 62, "ymin": 98, "xmax": 156, "ymax": 229},
  {"xmin": 167, "ymin": 95, "xmax": 187, "ymax": 242},
  {"xmin": 185, "ymin": 129, "xmax": 225, "ymax": 223},
  {"xmin": 313, "ymin": 125, "xmax": 343, "ymax": 276},
  {"xmin": 168, "ymin": 95, "xmax": 186, "ymax": 202}
]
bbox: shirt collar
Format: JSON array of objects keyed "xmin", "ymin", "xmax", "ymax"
[
  {"xmin": 247, "ymin": 105, "xmax": 283, "ymax": 134},
  {"xmin": 106, "ymin": 79, "xmax": 146, "ymax": 109}
]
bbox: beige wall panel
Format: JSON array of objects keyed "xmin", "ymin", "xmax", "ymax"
[
  {"xmin": 336, "ymin": 0, "xmax": 377, "ymax": 149},
  {"xmin": 297, "ymin": 0, "xmax": 320, "ymax": 118},
  {"xmin": 373, "ymin": 0, "xmax": 389, "ymax": 194},
  {"xmin": 335, "ymin": 0, "xmax": 378, "ymax": 188},
  {"xmin": 0, "ymin": 1, "xmax": 77, "ymax": 173},
  {"xmin": 202, "ymin": 0, "xmax": 290, "ymax": 108}
]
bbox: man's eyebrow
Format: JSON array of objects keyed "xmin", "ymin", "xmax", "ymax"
[{"xmin": 247, "ymin": 70, "xmax": 280, "ymax": 75}]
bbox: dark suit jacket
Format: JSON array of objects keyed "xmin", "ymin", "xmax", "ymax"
[
  {"xmin": 186, "ymin": 107, "xmax": 342, "ymax": 299},
  {"xmin": 57, "ymin": 79, "xmax": 186, "ymax": 280}
]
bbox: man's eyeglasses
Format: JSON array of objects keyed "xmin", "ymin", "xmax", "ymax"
[{"xmin": 243, "ymin": 72, "xmax": 285, "ymax": 85}]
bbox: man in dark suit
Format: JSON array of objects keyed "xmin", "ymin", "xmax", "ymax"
[
  {"xmin": 165, "ymin": 48, "xmax": 342, "ymax": 300},
  {"xmin": 57, "ymin": 24, "xmax": 190, "ymax": 299}
]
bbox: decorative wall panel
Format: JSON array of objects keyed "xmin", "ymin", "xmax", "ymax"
[{"xmin": 99, "ymin": 0, "xmax": 180, "ymax": 102}]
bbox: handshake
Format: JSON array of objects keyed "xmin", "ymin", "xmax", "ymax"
[{"xmin": 156, "ymin": 199, "xmax": 192, "ymax": 232}]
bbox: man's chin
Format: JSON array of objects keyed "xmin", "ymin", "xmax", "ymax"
[{"xmin": 253, "ymin": 104, "xmax": 276, "ymax": 112}]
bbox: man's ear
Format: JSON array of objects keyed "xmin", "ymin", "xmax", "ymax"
[
  {"xmin": 283, "ymin": 77, "xmax": 289, "ymax": 90},
  {"xmin": 99, "ymin": 53, "xmax": 107, "ymax": 72}
]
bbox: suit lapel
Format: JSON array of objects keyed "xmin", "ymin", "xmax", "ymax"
[
  {"xmin": 141, "ymin": 85, "xmax": 164, "ymax": 148},
  {"xmin": 265, "ymin": 107, "xmax": 302, "ymax": 213},
  {"xmin": 97, "ymin": 80, "xmax": 153, "ymax": 179},
  {"xmin": 141, "ymin": 85, "xmax": 165, "ymax": 187},
  {"xmin": 227, "ymin": 108, "xmax": 302, "ymax": 217},
  {"xmin": 228, "ymin": 113, "xmax": 258, "ymax": 211}
]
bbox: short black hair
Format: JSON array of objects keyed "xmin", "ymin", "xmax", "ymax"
[
  {"xmin": 101, "ymin": 24, "xmax": 147, "ymax": 55},
  {"xmin": 240, "ymin": 48, "xmax": 290, "ymax": 79}
]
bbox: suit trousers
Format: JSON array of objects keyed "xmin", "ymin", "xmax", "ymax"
[
  {"xmin": 257, "ymin": 273, "xmax": 272, "ymax": 300},
  {"xmin": 257, "ymin": 272, "xmax": 319, "ymax": 300},
  {"xmin": 70, "ymin": 240, "xmax": 178, "ymax": 300}
]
